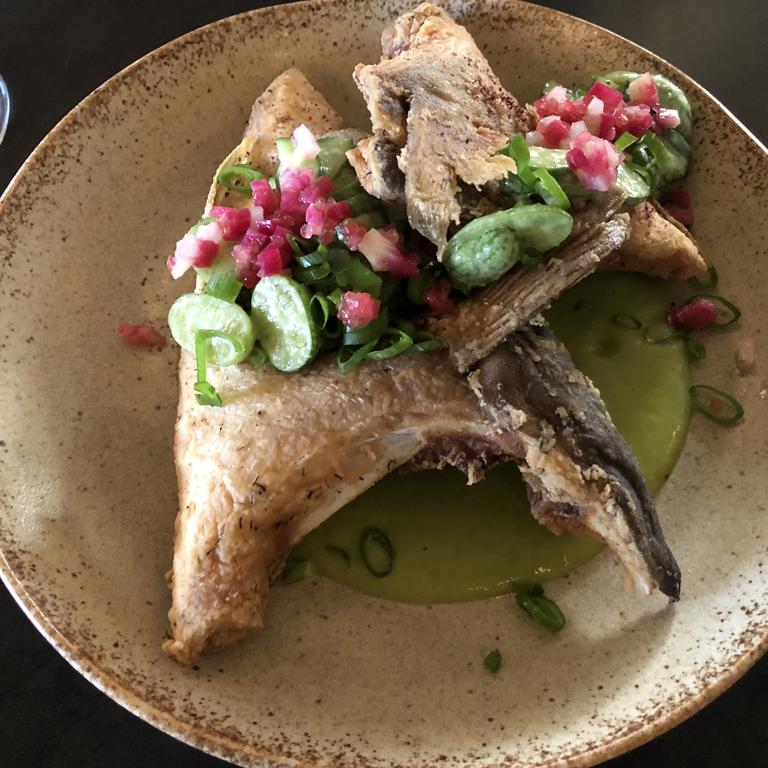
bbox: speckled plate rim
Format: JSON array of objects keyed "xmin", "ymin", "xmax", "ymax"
[{"xmin": 0, "ymin": 2, "xmax": 766, "ymax": 766}]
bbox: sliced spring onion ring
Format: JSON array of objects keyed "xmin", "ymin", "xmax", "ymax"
[
  {"xmin": 411, "ymin": 330, "xmax": 444, "ymax": 352},
  {"xmin": 192, "ymin": 330, "xmax": 237, "ymax": 407},
  {"xmin": 337, "ymin": 340, "xmax": 377, "ymax": 373},
  {"xmin": 688, "ymin": 265, "xmax": 718, "ymax": 290},
  {"xmin": 689, "ymin": 384, "xmax": 744, "ymax": 426},
  {"xmin": 506, "ymin": 133, "xmax": 536, "ymax": 185},
  {"xmin": 310, "ymin": 293, "xmax": 333, "ymax": 329},
  {"xmin": 532, "ymin": 167, "xmax": 570, "ymax": 209},
  {"xmin": 611, "ymin": 314, "xmax": 642, "ymax": 330},
  {"xmin": 286, "ymin": 234, "xmax": 313, "ymax": 258},
  {"xmin": 359, "ymin": 527, "xmax": 395, "ymax": 577},
  {"xmin": 342, "ymin": 310, "xmax": 389, "ymax": 346},
  {"xmin": 483, "ymin": 649, "xmax": 502, "ymax": 674},
  {"xmin": 366, "ymin": 328, "xmax": 413, "ymax": 360},
  {"xmin": 204, "ymin": 269, "xmax": 243, "ymax": 303},
  {"xmin": 216, "ymin": 164, "xmax": 264, "ymax": 192},
  {"xmin": 332, "ymin": 256, "xmax": 382, "ymax": 297},
  {"xmin": 294, "ymin": 261, "xmax": 332, "ymax": 283},
  {"xmin": 515, "ymin": 585, "xmax": 566, "ymax": 632},
  {"xmin": 614, "ymin": 131, "xmax": 639, "ymax": 151},
  {"xmin": 685, "ymin": 337, "xmax": 706, "ymax": 362},
  {"xmin": 686, "ymin": 293, "xmax": 741, "ymax": 327},
  {"xmin": 325, "ymin": 544, "xmax": 351, "ymax": 567}
]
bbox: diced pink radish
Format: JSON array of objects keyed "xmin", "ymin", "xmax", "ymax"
[
  {"xmin": 527, "ymin": 115, "xmax": 571, "ymax": 148},
  {"xmin": 424, "ymin": 279, "xmax": 454, "ymax": 316},
  {"xmin": 656, "ymin": 108, "xmax": 681, "ymax": 130},
  {"xmin": 299, "ymin": 175, "xmax": 334, "ymax": 204},
  {"xmin": 566, "ymin": 131, "xmax": 623, "ymax": 191},
  {"xmin": 533, "ymin": 86, "xmax": 568, "ymax": 118},
  {"xmin": 667, "ymin": 299, "xmax": 717, "ymax": 330},
  {"xmin": 291, "ymin": 124, "xmax": 321, "ymax": 164},
  {"xmin": 117, "ymin": 323, "xmax": 166, "ymax": 348},
  {"xmin": 210, "ymin": 206, "xmax": 252, "ymax": 241},
  {"xmin": 337, "ymin": 291, "xmax": 381, "ymax": 329},
  {"xmin": 232, "ymin": 228, "xmax": 269, "ymax": 287},
  {"xmin": 586, "ymin": 81, "xmax": 624, "ymax": 111},
  {"xmin": 560, "ymin": 97, "xmax": 587, "ymax": 123},
  {"xmin": 250, "ymin": 179, "xmax": 280, "ymax": 217},
  {"xmin": 358, "ymin": 228, "xmax": 419, "ymax": 278},
  {"xmin": 627, "ymin": 73, "xmax": 659, "ymax": 110},
  {"xmin": 337, "ymin": 220, "xmax": 368, "ymax": 251},
  {"xmin": 268, "ymin": 225, "xmax": 297, "ymax": 264},
  {"xmin": 279, "ymin": 167, "xmax": 315, "ymax": 218}
]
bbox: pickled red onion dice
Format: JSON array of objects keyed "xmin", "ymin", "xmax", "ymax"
[
  {"xmin": 279, "ymin": 167, "xmax": 315, "ymax": 218},
  {"xmin": 337, "ymin": 220, "xmax": 368, "ymax": 251},
  {"xmin": 299, "ymin": 175, "xmax": 334, "ymax": 204},
  {"xmin": 566, "ymin": 132, "xmax": 622, "ymax": 191},
  {"xmin": 583, "ymin": 97, "xmax": 604, "ymax": 136},
  {"xmin": 614, "ymin": 104, "xmax": 654, "ymax": 136},
  {"xmin": 533, "ymin": 85, "xmax": 568, "ymax": 118},
  {"xmin": 250, "ymin": 179, "xmax": 280, "ymax": 217},
  {"xmin": 232, "ymin": 228, "xmax": 269, "ymax": 287},
  {"xmin": 656, "ymin": 108, "xmax": 681, "ymax": 130},
  {"xmin": 117, "ymin": 323, "xmax": 166, "ymax": 348},
  {"xmin": 560, "ymin": 97, "xmax": 587, "ymax": 123},
  {"xmin": 627, "ymin": 73, "xmax": 659, "ymax": 110},
  {"xmin": 424, "ymin": 279, "xmax": 454, "ymax": 316},
  {"xmin": 210, "ymin": 206, "xmax": 252, "ymax": 241},
  {"xmin": 528, "ymin": 115, "xmax": 570, "ymax": 148},
  {"xmin": 586, "ymin": 81, "xmax": 625, "ymax": 111},
  {"xmin": 291, "ymin": 124, "xmax": 321, "ymax": 163},
  {"xmin": 667, "ymin": 299, "xmax": 717, "ymax": 330},
  {"xmin": 337, "ymin": 291, "xmax": 381, "ymax": 329},
  {"xmin": 301, "ymin": 198, "xmax": 352, "ymax": 244},
  {"xmin": 257, "ymin": 243, "xmax": 288, "ymax": 278},
  {"xmin": 195, "ymin": 219, "xmax": 223, "ymax": 244},
  {"xmin": 168, "ymin": 233, "xmax": 219, "ymax": 279},
  {"xmin": 269, "ymin": 225, "xmax": 298, "ymax": 263},
  {"xmin": 358, "ymin": 228, "xmax": 419, "ymax": 278}
]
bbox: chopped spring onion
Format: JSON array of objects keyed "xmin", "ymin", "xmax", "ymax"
[
  {"xmin": 611, "ymin": 314, "xmax": 642, "ymax": 330},
  {"xmin": 325, "ymin": 544, "xmax": 351, "ymax": 567},
  {"xmin": 690, "ymin": 384, "xmax": 744, "ymax": 426},
  {"xmin": 411, "ymin": 331, "xmax": 444, "ymax": 352},
  {"xmin": 686, "ymin": 293, "xmax": 741, "ymax": 327},
  {"xmin": 310, "ymin": 293, "xmax": 333, "ymax": 329},
  {"xmin": 294, "ymin": 261, "xmax": 332, "ymax": 283},
  {"xmin": 359, "ymin": 527, "xmax": 395, "ymax": 577},
  {"xmin": 204, "ymin": 269, "xmax": 243, "ymax": 303},
  {"xmin": 283, "ymin": 558, "xmax": 313, "ymax": 585},
  {"xmin": 515, "ymin": 584, "xmax": 566, "ymax": 632},
  {"xmin": 483, "ymin": 649, "xmax": 502, "ymax": 674},
  {"xmin": 297, "ymin": 247, "xmax": 328, "ymax": 268},
  {"xmin": 287, "ymin": 233, "xmax": 313, "ymax": 258},
  {"xmin": 506, "ymin": 133, "xmax": 536, "ymax": 185},
  {"xmin": 614, "ymin": 131, "xmax": 639, "ymax": 151},
  {"xmin": 332, "ymin": 255, "xmax": 383, "ymax": 297},
  {"xmin": 532, "ymin": 167, "xmax": 569, "ymax": 209},
  {"xmin": 193, "ymin": 330, "xmax": 238, "ymax": 407},
  {"xmin": 366, "ymin": 328, "xmax": 414, "ymax": 360},
  {"xmin": 216, "ymin": 164, "xmax": 264, "ymax": 193},
  {"xmin": 342, "ymin": 310, "xmax": 389, "ymax": 346},
  {"xmin": 337, "ymin": 339, "xmax": 377, "ymax": 372},
  {"xmin": 688, "ymin": 265, "xmax": 718, "ymax": 290},
  {"xmin": 685, "ymin": 337, "xmax": 706, "ymax": 362}
]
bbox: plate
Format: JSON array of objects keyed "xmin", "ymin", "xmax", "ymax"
[{"xmin": 1, "ymin": 1, "xmax": 766, "ymax": 766}]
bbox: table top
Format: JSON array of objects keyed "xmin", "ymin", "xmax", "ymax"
[{"xmin": 1, "ymin": 1, "xmax": 766, "ymax": 766}]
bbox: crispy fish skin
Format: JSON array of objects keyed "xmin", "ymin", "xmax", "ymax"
[
  {"xmin": 471, "ymin": 322, "xmax": 681, "ymax": 599},
  {"xmin": 351, "ymin": 2, "xmax": 530, "ymax": 252}
]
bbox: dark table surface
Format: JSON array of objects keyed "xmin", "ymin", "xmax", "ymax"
[{"xmin": 1, "ymin": 1, "xmax": 766, "ymax": 766}]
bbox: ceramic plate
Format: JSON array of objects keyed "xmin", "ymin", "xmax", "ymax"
[{"xmin": 1, "ymin": 1, "xmax": 766, "ymax": 766}]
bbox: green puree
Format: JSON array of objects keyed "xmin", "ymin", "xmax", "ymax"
[{"xmin": 292, "ymin": 273, "xmax": 691, "ymax": 603}]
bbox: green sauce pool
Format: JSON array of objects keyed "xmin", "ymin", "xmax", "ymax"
[{"xmin": 292, "ymin": 273, "xmax": 690, "ymax": 603}]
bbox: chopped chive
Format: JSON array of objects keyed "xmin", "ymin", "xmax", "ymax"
[
  {"xmin": 342, "ymin": 310, "xmax": 389, "ymax": 346},
  {"xmin": 310, "ymin": 293, "xmax": 333, "ymax": 329},
  {"xmin": 283, "ymin": 559, "xmax": 313, "ymax": 585},
  {"xmin": 337, "ymin": 340, "xmax": 378, "ymax": 373},
  {"xmin": 411, "ymin": 330, "xmax": 444, "ymax": 352},
  {"xmin": 359, "ymin": 527, "xmax": 394, "ymax": 577},
  {"xmin": 614, "ymin": 132, "xmax": 639, "ymax": 151},
  {"xmin": 294, "ymin": 261, "xmax": 332, "ymax": 283},
  {"xmin": 611, "ymin": 314, "xmax": 642, "ymax": 330},
  {"xmin": 483, "ymin": 649, "xmax": 502, "ymax": 674},
  {"xmin": 690, "ymin": 384, "xmax": 744, "ymax": 426},
  {"xmin": 216, "ymin": 164, "xmax": 263, "ymax": 193},
  {"xmin": 688, "ymin": 265, "xmax": 718, "ymax": 290},
  {"xmin": 325, "ymin": 544, "xmax": 351, "ymax": 567},
  {"xmin": 515, "ymin": 584, "xmax": 566, "ymax": 632},
  {"xmin": 686, "ymin": 294, "xmax": 741, "ymax": 327},
  {"xmin": 684, "ymin": 337, "xmax": 706, "ymax": 362}
]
